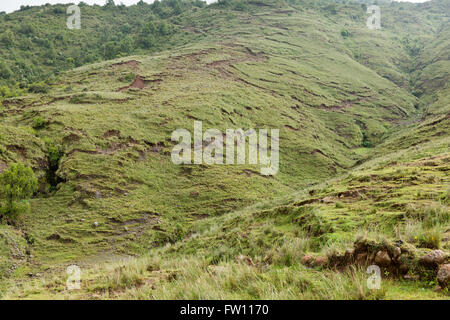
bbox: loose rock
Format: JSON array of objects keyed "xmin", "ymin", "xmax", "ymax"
[
  {"xmin": 301, "ymin": 254, "xmax": 314, "ymax": 266},
  {"xmin": 399, "ymin": 263, "xmax": 409, "ymax": 274},
  {"xmin": 314, "ymin": 256, "xmax": 327, "ymax": 267},
  {"xmin": 437, "ymin": 264, "xmax": 450, "ymax": 288},
  {"xmin": 190, "ymin": 191, "xmax": 199, "ymax": 197},
  {"xmin": 419, "ymin": 250, "xmax": 445, "ymax": 268},
  {"xmin": 375, "ymin": 250, "xmax": 391, "ymax": 267}
]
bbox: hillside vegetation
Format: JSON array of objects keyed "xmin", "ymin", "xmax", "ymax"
[{"xmin": 0, "ymin": 0, "xmax": 448, "ymax": 299}]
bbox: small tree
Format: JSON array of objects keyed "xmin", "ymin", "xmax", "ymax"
[
  {"xmin": 0, "ymin": 163, "xmax": 38, "ymax": 219},
  {"xmin": 104, "ymin": 0, "xmax": 116, "ymax": 8}
]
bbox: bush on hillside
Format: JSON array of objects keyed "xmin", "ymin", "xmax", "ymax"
[
  {"xmin": 28, "ymin": 81, "xmax": 50, "ymax": 94},
  {"xmin": 0, "ymin": 163, "xmax": 38, "ymax": 219}
]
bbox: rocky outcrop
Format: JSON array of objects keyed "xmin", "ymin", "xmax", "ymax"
[{"xmin": 321, "ymin": 238, "xmax": 449, "ymax": 289}]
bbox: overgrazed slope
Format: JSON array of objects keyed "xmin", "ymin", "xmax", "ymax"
[{"xmin": 0, "ymin": 0, "xmax": 448, "ymax": 299}]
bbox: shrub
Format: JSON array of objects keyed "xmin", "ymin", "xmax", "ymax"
[
  {"xmin": 122, "ymin": 72, "xmax": 136, "ymax": 83},
  {"xmin": 52, "ymin": 7, "xmax": 65, "ymax": 14},
  {"xmin": 138, "ymin": 34, "xmax": 156, "ymax": 49},
  {"xmin": 44, "ymin": 139, "xmax": 65, "ymax": 189},
  {"xmin": 0, "ymin": 62, "xmax": 13, "ymax": 79},
  {"xmin": 340, "ymin": 29, "xmax": 350, "ymax": 38},
  {"xmin": 234, "ymin": 2, "xmax": 248, "ymax": 11},
  {"xmin": 0, "ymin": 85, "xmax": 19, "ymax": 98},
  {"xmin": 323, "ymin": 4, "xmax": 337, "ymax": 15},
  {"xmin": 28, "ymin": 82, "xmax": 50, "ymax": 94},
  {"xmin": 0, "ymin": 30, "xmax": 14, "ymax": 46},
  {"xmin": 32, "ymin": 116, "xmax": 46, "ymax": 129},
  {"xmin": 0, "ymin": 163, "xmax": 38, "ymax": 219},
  {"xmin": 158, "ymin": 21, "xmax": 171, "ymax": 35},
  {"xmin": 19, "ymin": 22, "xmax": 37, "ymax": 36},
  {"xmin": 361, "ymin": 132, "xmax": 372, "ymax": 148}
]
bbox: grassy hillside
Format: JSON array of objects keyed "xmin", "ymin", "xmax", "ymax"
[
  {"xmin": 0, "ymin": 0, "xmax": 448, "ymax": 299},
  {"xmin": 3, "ymin": 136, "xmax": 448, "ymax": 299},
  {"xmin": 0, "ymin": 0, "xmax": 208, "ymax": 89}
]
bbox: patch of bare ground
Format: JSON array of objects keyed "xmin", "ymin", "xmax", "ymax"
[
  {"xmin": 111, "ymin": 60, "xmax": 141, "ymax": 69},
  {"xmin": 403, "ymin": 153, "xmax": 449, "ymax": 167},
  {"xmin": 0, "ymin": 161, "xmax": 8, "ymax": 173},
  {"xmin": 108, "ymin": 212, "xmax": 162, "ymax": 239},
  {"xmin": 182, "ymin": 26, "xmax": 203, "ymax": 34},
  {"xmin": 103, "ymin": 129, "xmax": 121, "ymax": 139},
  {"xmin": 166, "ymin": 45, "xmax": 268, "ymax": 83},
  {"xmin": 335, "ymin": 187, "xmax": 371, "ymax": 199},
  {"xmin": 144, "ymin": 141, "xmax": 165, "ymax": 153},
  {"xmin": 117, "ymin": 74, "xmax": 162, "ymax": 92},
  {"xmin": 315, "ymin": 102, "xmax": 353, "ymax": 112},
  {"xmin": 6, "ymin": 145, "xmax": 27, "ymax": 161},
  {"xmin": 241, "ymin": 169, "xmax": 260, "ymax": 176},
  {"xmin": 311, "ymin": 148, "xmax": 327, "ymax": 156},
  {"xmin": 62, "ymin": 133, "xmax": 81, "ymax": 144},
  {"xmin": 65, "ymin": 138, "xmax": 166, "ymax": 161},
  {"xmin": 46, "ymin": 233, "xmax": 75, "ymax": 244}
]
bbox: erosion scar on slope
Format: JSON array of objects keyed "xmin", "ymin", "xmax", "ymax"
[{"xmin": 118, "ymin": 75, "xmax": 147, "ymax": 92}]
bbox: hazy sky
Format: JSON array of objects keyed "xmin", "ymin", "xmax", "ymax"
[{"xmin": 0, "ymin": 0, "xmax": 431, "ymax": 14}]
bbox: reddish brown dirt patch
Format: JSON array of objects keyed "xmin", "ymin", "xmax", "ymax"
[
  {"xmin": 144, "ymin": 141, "xmax": 165, "ymax": 153},
  {"xmin": 111, "ymin": 60, "xmax": 141, "ymax": 69},
  {"xmin": 294, "ymin": 198, "xmax": 320, "ymax": 207},
  {"xmin": 190, "ymin": 191, "xmax": 199, "ymax": 198},
  {"xmin": 130, "ymin": 76, "xmax": 146, "ymax": 89},
  {"xmin": 118, "ymin": 76, "xmax": 149, "ymax": 92},
  {"xmin": 104, "ymin": 130, "xmax": 120, "ymax": 138}
]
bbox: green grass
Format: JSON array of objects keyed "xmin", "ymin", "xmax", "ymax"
[{"xmin": 0, "ymin": 0, "xmax": 449, "ymax": 299}]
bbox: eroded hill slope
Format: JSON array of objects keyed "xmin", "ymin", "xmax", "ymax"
[{"xmin": 0, "ymin": 0, "xmax": 448, "ymax": 298}]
